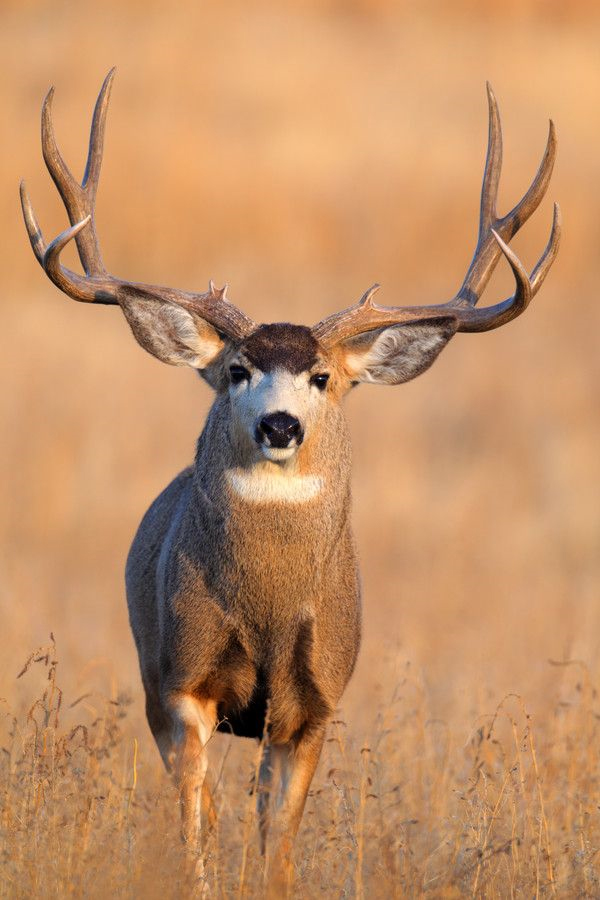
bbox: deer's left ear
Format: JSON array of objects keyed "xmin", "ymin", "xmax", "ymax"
[{"xmin": 339, "ymin": 318, "xmax": 458, "ymax": 385}]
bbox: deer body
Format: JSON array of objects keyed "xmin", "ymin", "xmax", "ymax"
[
  {"xmin": 21, "ymin": 70, "xmax": 560, "ymax": 893},
  {"xmin": 126, "ymin": 373, "xmax": 360, "ymax": 749}
]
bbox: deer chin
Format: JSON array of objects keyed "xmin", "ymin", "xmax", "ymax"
[{"xmin": 260, "ymin": 445, "xmax": 297, "ymax": 463}]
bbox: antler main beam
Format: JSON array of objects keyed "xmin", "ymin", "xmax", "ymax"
[
  {"xmin": 312, "ymin": 84, "xmax": 561, "ymax": 347},
  {"xmin": 20, "ymin": 70, "xmax": 256, "ymax": 340}
]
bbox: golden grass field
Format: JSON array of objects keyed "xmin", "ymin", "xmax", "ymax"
[{"xmin": 2, "ymin": 1, "xmax": 600, "ymax": 896}]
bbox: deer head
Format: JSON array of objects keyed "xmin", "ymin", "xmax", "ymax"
[{"xmin": 21, "ymin": 70, "xmax": 560, "ymax": 469}]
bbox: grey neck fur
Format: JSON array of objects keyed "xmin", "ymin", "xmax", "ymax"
[{"xmin": 190, "ymin": 396, "xmax": 353, "ymax": 621}]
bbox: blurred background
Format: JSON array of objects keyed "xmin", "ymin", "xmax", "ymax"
[{"xmin": 1, "ymin": 1, "xmax": 599, "ymax": 890}]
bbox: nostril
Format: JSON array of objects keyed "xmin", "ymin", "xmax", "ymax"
[
  {"xmin": 259, "ymin": 418, "xmax": 275, "ymax": 438},
  {"xmin": 258, "ymin": 412, "xmax": 302, "ymax": 448}
]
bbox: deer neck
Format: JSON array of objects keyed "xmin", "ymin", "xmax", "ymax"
[
  {"xmin": 187, "ymin": 398, "xmax": 355, "ymax": 651},
  {"xmin": 192, "ymin": 396, "xmax": 353, "ymax": 556}
]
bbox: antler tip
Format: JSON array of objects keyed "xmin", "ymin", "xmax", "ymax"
[
  {"xmin": 359, "ymin": 283, "xmax": 381, "ymax": 308},
  {"xmin": 19, "ymin": 179, "xmax": 36, "ymax": 224},
  {"xmin": 485, "ymin": 81, "xmax": 498, "ymax": 110},
  {"xmin": 19, "ymin": 179, "xmax": 33, "ymax": 216},
  {"xmin": 552, "ymin": 200, "xmax": 561, "ymax": 223},
  {"xmin": 42, "ymin": 85, "xmax": 55, "ymax": 109},
  {"xmin": 549, "ymin": 202, "xmax": 562, "ymax": 249},
  {"xmin": 101, "ymin": 67, "xmax": 117, "ymax": 94}
]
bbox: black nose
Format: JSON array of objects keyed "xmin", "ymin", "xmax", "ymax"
[{"xmin": 257, "ymin": 412, "xmax": 303, "ymax": 448}]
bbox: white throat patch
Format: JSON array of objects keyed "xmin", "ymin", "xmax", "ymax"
[{"xmin": 226, "ymin": 468, "xmax": 323, "ymax": 504}]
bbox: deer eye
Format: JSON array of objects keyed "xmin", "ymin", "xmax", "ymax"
[
  {"xmin": 229, "ymin": 365, "xmax": 251, "ymax": 385},
  {"xmin": 310, "ymin": 373, "xmax": 330, "ymax": 391}
]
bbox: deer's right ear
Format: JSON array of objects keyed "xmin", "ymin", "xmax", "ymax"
[{"xmin": 118, "ymin": 290, "xmax": 226, "ymax": 373}]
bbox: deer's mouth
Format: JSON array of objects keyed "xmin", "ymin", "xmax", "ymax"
[{"xmin": 259, "ymin": 445, "xmax": 297, "ymax": 463}]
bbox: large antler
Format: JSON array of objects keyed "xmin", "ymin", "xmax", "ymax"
[
  {"xmin": 312, "ymin": 84, "xmax": 561, "ymax": 347},
  {"xmin": 20, "ymin": 69, "xmax": 256, "ymax": 341}
]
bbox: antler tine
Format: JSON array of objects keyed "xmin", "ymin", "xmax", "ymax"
[
  {"xmin": 82, "ymin": 67, "xmax": 115, "ymax": 195},
  {"xmin": 453, "ymin": 85, "xmax": 556, "ymax": 307},
  {"xmin": 478, "ymin": 82, "xmax": 502, "ymax": 237},
  {"xmin": 499, "ymin": 121, "xmax": 557, "ymax": 241},
  {"xmin": 451, "ymin": 82, "xmax": 502, "ymax": 307},
  {"xmin": 41, "ymin": 68, "xmax": 115, "ymax": 278},
  {"xmin": 312, "ymin": 285, "xmax": 458, "ymax": 347},
  {"xmin": 21, "ymin": 70, "xmax": 120, "ymax": 303},
  {"xmin": 42, "ymin": 216, "xmax": 101, "ymax": 301},
  {"xmin": 452, "ymin": 202, "xmax": 561, "ymax": 332},
  {"xmin": 530, "ymin": 202, "xmax": 562, "ymax": 293},
  {"xmin": 21, "ymin": 71, "xmax": 258, "ymax": 339},
  {"xmin": 452, "ymin": 231, "xmax": 531, "ymax": 333},
  {"xmin": 20, "ymin": 179, "xmax": 47, "ymax": 265},
  {"xmin": 312, "ymin": 86, "xmax": 559, "ymax": 347},
  {"xmin": 20, "ymin": 179, "xmax": 116, "ymax": 302}
]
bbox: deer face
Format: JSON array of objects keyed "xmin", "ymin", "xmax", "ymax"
[{"xmin": 225, "ymin": 324, "xmax": 336, "ymax": 463}]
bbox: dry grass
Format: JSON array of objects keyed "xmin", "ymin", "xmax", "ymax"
[
  {"xmin": 3, "ymin": 642, "xmax": 600, "ymax": 897},
  {"xmin": 2, "ymin": 1, "xmax": 600, "ymax": 896}
]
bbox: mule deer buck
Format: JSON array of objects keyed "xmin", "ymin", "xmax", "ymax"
[{"xmin": 21, "ymin": 70, "xmax": 560, "ymax": 891}]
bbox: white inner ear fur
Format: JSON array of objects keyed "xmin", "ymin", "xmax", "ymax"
[
  {"xmin": 119, "ymin": 294, "xmax": 224, "ymax": 368},
  {"xmin": 343, "ymin": 321, "xmax": 456, "ymax": 386},
  {"xmin": 166, "ymin": 306, "xmax": 225, "ymax": 368}
]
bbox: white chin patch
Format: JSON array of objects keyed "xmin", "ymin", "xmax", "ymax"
[{"xmin": 260, "ymin": 446, "xmax": 297, "ymax": 462}]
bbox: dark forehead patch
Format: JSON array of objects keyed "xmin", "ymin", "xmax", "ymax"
[{"xmin": 240, "ymin": 323, "xmax": 319, "ymax": 374}]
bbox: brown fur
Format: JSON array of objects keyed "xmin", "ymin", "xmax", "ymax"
[
  {"xmin": 124, "ymin": 317, "xmax": 460, "ymax": 891},
  {"xmin": 125, "ymin": 333, "xmax": 362, "ymax": 889},
  {"xmin": 127, "ymin": 394, "xmax": 360, "ymax": 744},
  {"xmin": 241, "ymin": 323, "xmax": 319, "ymax": 374}
]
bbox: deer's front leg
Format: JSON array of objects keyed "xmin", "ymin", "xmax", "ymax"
[
  {"xmin": 266, "ymin": 727, "xmax": 326, "ymax": 897},
  {"xmin": 169, "ymin": 696, "xmax": 217, "ymax": 869}
]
